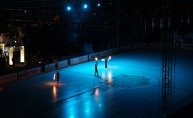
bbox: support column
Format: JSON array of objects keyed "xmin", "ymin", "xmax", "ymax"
[
  {"xmin": 20, "ymin": 46, "xmax": 25, "ymax": 63},
  {"xmin": 9, "ymin": 47, "xmax": 13, "ymax": 65}
]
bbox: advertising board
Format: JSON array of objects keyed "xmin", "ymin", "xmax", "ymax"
[{"xmin": 18, "ymin": 67, "xmax": 41, "ymax": 80}]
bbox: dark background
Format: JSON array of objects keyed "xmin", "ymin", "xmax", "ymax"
[{"xmin": 0, "ymin": 0, "xmax": 193, "ymax": 70}]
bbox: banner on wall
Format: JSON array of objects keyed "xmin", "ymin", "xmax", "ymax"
[
  {"xmin": 44, "ymin": 63, "xmax": 55, "ymax": 72},
  {"xmin": 89, "ymin": 52, "xmax": 101, "ymax": 61},
  {"xmin": 18, "ymin": 67, "xmax": 41, "ymax": 80},
  {"xmin": 100, "ymin": 50, "xmax": 112, "ymax": 57},
  {"xmin": 134, "ymin": 44, "xmax": 147, "ymax": 48},
  {"xmin": 58, "ymin": 60, "xmax": 68, "ymax": 68},
  {"xmin": 149, "ymin": 43, "xmax": 162, "ymax": 48},
  {"xmin": 70, "ymin": 55, "xmax": 88, "ymax": 65},
  {"xmin": 183, "ymin": 44, "xmax": 193, "ymax": 49}
]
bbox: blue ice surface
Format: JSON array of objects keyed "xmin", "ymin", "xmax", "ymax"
[{"xmin": 0, "ymin": 48, "xmax": 193, "ymax": 118}]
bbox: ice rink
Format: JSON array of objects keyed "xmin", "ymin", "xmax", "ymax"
[{"xmin": 0, "ymin": 48, "xmax": 193, "ymax": 118}]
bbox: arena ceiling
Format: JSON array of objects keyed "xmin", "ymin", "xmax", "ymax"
[{"xmin": 0, "ymin": 0, "xmax": 193, "ymax": 33}]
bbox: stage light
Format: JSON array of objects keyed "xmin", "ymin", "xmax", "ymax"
[
  {"xmin": 67, "ymin": 6, "xmax": 71, "ymax": 11},
  {"xmin": 83, "ymin": 4, "xmax": 88, "ymax": 9},
  {"xmin": 102, "ymin": 56, "xmax": 111, "ymax": 61}
]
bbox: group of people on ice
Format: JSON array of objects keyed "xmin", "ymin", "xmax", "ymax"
[{"xmin": 53, "ymin": 55, "xmax": 111, "ymax": 83}]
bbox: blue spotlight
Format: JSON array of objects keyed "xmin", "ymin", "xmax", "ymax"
[
  {"xmin": 83, "ymin": 4, "xmax": 88, "ymax": 9},
  {"xmin": 67, "ymin": 6, "xmax": 71, "ymax": 11},
  {"xmin": 97, "ymin": 3, "xmax": 101, "ymax": 7}
]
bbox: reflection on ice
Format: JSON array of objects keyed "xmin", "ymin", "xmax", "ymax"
[
  {"xmin": 95, "ymin": 88, "xmax": 99, "ymax": 96},
  {"xmin": 68, "ymin": 104, "xmax": 77, "ymax": 118},
  {"xmin": 53, "ymin": 85, "xmax": 57, "ymax": 102},
  {"xmin": 84, "ymin": 100, "xmax": 92, "ymax": 117},
  {"xmin": 1, "ymin": 49, "xmax": 193, "ymax": 118},
  {"xmin": 44, "ymin": 81, "xmax": 65, "ymax": 86},
  {"xmin": 101, "ymin": 71, "xmax": 113, "ymax": 85},
  {"xmin": 101, "ymin": 72, "xmax": 105, "ymax": 80},
  {"xmin": 44, "ymin": 81, "xmax": 58, "ymax": 86},
  {"xmin": 108, "ymin": 71, "xmax": 112, "ymax": 85},
  {"xmin": 61, "ymin": 86, "xmax": 108, "ymax": 118}
]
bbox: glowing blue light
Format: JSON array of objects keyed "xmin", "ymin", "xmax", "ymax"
[
  {"xmin": 67, "ymin": 6, "xmax": 71, "ymax": 11},
  {"xmin": 97, "ymin": 3, "xmax": 101, "ymax": 7},
  {"xmin": 83, "ymin": 4, "xmax": 88, "ymax": 9}
]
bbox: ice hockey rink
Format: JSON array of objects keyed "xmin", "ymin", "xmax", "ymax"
[{"xmin": 0, "ymin": 48, "xmax": 193, "ymax": 118}]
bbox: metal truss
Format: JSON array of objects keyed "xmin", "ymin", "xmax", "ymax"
[
  {"xmin": 1, "ymin": 0, "xmax": 192, "ymax": 31},
  {"xmin": 162, "ymin": 31, "xmax": 174, "ymax": 118},
  {"xmin": 2, "ymin": 8, "xmax": 153, "ymax": 28},
  {"xmin": 161, "ymin": 0, "xmax": 175, "ymax": 118},
  {"xmin": 0, "ymin": 0, "xmax": 151, "ymax": 29}
]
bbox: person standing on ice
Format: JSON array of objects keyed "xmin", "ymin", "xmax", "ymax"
[
  {"xmin": 102, "ymin": 56, "xmax": 111, "ymax": 68},
  {"xmin": 56, "ymin": 71, "xmax": 60, "ymax": 83},
  {"xmin": 95, "ymin": 64, "xmax": 99, "ymax": 76},
  {"xmin": 95, "ymin": 57, "xmax": 98, "ymax": 65},
  {"xmin": 105, "ymin": 58, "xmax": 108, "ymax": 68}
]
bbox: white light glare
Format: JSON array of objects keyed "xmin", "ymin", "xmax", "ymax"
[
  {"xmin": 83, "ymin": 4, "xmax": 88, "ymax": 9},
  {"xmin": 108, "ymin": 56, "xmax": 111, "ymax": 60},
  {"xmin": 67, "ymin": 6, "xmax": 71, "ymax": 11}
]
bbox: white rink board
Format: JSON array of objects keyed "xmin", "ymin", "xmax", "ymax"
[{"xmin": 18, "ymin": 67, "xmax": 41, "ymax": 80}]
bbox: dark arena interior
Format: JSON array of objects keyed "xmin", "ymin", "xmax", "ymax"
[{"xmin": 0, "ymin": 0, "xmax": 193, "ymax": 118}]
